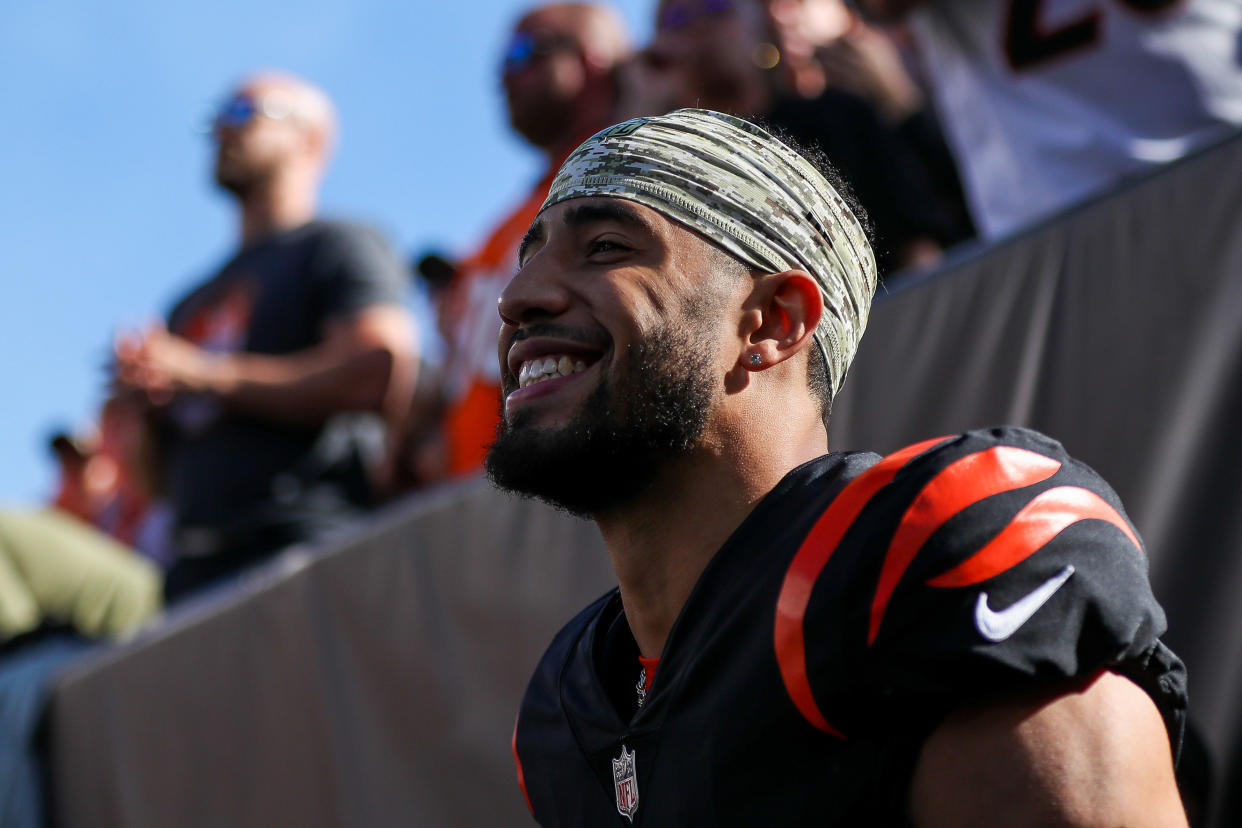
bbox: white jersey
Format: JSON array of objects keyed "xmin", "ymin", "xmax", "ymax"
[{"xmin": 909, "ymin": 0, "xmax": 1242, "ymax": 237}]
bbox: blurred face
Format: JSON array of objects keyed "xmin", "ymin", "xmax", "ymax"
[
  {"xmin": 502, "ymin": 14, "xmax": 587, "ymax": 149},
  {"xmin": 649, "ymin": 0, "xmax": 769, "ymax": 112},
  {"xmin": 486, "ymin": 197, "xmax": 744, "ymax": 514},
  {"xmin": 212, "ymin": 83, "xmax": 307, "ymax": 196}
]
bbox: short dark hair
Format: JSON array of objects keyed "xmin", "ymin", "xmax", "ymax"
[{"xmin": 805, "ymin": 337, "xmax": 833, "ymax": 428}]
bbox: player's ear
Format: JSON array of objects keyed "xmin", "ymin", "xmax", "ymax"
[{"xmin": 740, "ymin": 270, "xmax": 823, "ymax": 371}]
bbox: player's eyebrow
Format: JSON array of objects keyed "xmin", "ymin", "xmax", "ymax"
[
  {"xmin": 518, "ymin": 219, "xmax": 545, "ymax": 267},
  {"xmin": 519, "ymin": 201, "xmax": 654, "ymax": 267},
  {"xmin": 561, "ymin": 200, "xmax": 653, "ymax": 235}
]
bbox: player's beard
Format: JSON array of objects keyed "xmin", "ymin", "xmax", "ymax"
[{"xmin": 485, "ymin": 321, "xmax": 717, "ymax": 517}]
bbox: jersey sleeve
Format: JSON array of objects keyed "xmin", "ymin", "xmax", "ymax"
[{"xmin": 783, "ymin": 427, "xmax": 1187, "ymax": 749}]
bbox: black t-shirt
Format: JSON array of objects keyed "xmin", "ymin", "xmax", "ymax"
[
  {"xmin": 513, "ymin": 427, "xmax": 1186, "ymax": 826},
  {"xmin": 162, "ymin": 220, "xmax": 407, "ymax": 533}
]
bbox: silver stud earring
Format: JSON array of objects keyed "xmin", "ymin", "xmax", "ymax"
[{"xmin": 749, "ymin": 353, "xmax": 762, "ymax": 366}]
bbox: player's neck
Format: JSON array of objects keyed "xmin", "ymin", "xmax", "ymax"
[
  {"xmin": 596, "ymin": 453, "xmax": 754, "ymax": 660},
  {"xmin": 596, "ymin": 427, "xmax": 826, "ymax": 659}
]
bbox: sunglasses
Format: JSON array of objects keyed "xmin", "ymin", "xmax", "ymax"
[
  {"xmin": 501, "ymin": 31, "xmax": 579, "ymax": 75},
  {"xmin": 658, "ymin": 0, "xmax": 737, "ymax": 31},
  {"xmin": 208, "ymin": 92, "xmax": 295, "ymax": 132}
]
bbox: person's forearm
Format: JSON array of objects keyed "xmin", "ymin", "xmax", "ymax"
[{"xmin": 206, "ymin": 345, "xmax": 401, "ymax": 426}]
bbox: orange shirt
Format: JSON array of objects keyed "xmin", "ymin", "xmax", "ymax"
[{"xmin": 439, "ymin": 167, "xmax": 558, "ymax": 477}]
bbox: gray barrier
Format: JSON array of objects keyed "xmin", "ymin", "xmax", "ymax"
[
  {"xmin": 49, "ymin": 130, "xmax": 1242, "ymax": 826},
  {"xmin": 49, "ymin": 482, "xmax": 612, "ymax": 827}
]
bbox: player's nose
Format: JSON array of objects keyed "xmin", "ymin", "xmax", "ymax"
[{"xmin": 498, "ymin": 252, "xmax": 572, "ymax": 327}]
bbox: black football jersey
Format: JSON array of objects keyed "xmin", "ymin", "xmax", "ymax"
[{"xmin": 513, "ymin": 428, "xmax": 1187, "ymax": 826}]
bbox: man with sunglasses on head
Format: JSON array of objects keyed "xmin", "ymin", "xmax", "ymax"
[
  {"xmin": 114, "ymin": 72, "xmax": 415, "ymax": 601},
  {"xmin": 421, "ymin": 3, "xmax": 632, "ymax": 483}
]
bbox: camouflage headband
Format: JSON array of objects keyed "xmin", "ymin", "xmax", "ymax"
[{"xmin": 540, "ymin": 108, "xmax": 877, "ymax": 398}]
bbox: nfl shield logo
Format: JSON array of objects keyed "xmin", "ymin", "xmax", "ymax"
[{"xmin": 612, "ymin": 745, "xmax": 639, "ymax": 821}]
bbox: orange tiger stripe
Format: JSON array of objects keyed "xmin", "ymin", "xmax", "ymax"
[
  {"xmin": 513, "ymin": 715, "xmax": 534, "ymax": 816},
  {"xmin": 774, "ymin": 436, "xmax": 950, "ymax": 736},
  {"xmin": 868, "ymin": 447, "xmax": 1062, "ymax": 645},
  {"xmin": 926, "ymin": 486, "xmax": 1140, "ymax": 588}
]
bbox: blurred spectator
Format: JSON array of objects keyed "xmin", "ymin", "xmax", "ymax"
[
  {"xmin": 114, "ymin": 72, "xmax": 416, "ymax": 601},
  {"xmin": 48, "ymin": 392, "xmax": 174, "ymax": 568},
  {"xmin": 621, "ymin": 0, "xmax": 771, "ymax": 119},
  {"xmin": 0, "ymin": 509, "xmax": 161, "ymax": 648},
  {"xmin": 635, "ymin": 0, "xmax": 956, "ymax": 271},
  {"xmin": 48, "ymin": 429, "xmax": 107, "ymax": 526},
  {"xmin": 858, "ymin": 0, "xmax": 1242, "ymax": 238},
  {"xmin": 93, "ymin": 392, "xmax": 176, "ymax": 568},
  {"xmin": 0, "ymin": 508, "xmax": 161, "ymax": 828},
  {"xmin": 755, "ymin": 0, "xmax": 974, "ymax": 246},
  {"xmin": 422, "ymin": 3, "xmax": 632, "ymax": 481}
]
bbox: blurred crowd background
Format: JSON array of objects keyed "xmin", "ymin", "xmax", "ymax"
[
  {"xmin": 8, "ymin": 0, "xmax": 1238, "ymax": 599},
  {"xmin": 0, "ymin": 0, "xmax": 649, "ymax": 507},
  {"xmin": 2, "ymin": 0, "xmax": 1239, "ymax": 824},
  {"xmin": 10, "ymin": 0, "xmax": 989, "ymax": 608}
]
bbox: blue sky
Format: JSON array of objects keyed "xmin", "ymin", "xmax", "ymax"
[{"xmin": 0, "ymin": 0, "xmax": 654, "ymax": 503}]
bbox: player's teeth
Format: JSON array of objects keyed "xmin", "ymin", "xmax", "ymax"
[{"xmin": 518, "ymin": 355, "xmax": 594, "ymax": 388}]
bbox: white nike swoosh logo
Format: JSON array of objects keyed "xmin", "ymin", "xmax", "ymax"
[{"xmin": 974, "ymin": 565, "xmax": 1076, "ymax": 642}]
